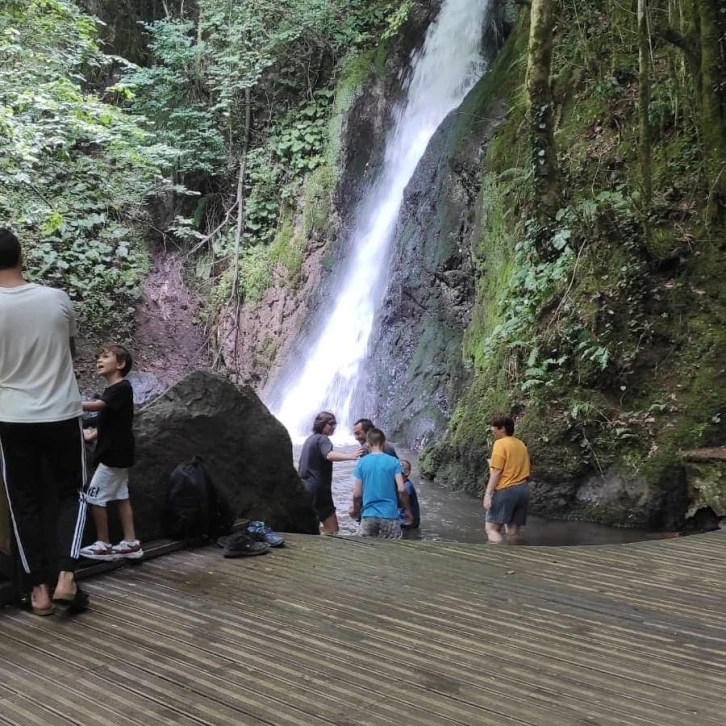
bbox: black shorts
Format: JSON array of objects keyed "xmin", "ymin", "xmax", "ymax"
[
  {"xmin": 485, "ymin": 481, "xmax": 529, "ymax": 526},
  {"xmin": 303, "ymin": 479, "xmax": 335, "ymax": 523}
]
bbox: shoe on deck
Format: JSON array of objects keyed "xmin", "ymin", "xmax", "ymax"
[
  {"xmin": 112, "ymin": 539, "xmax": 144, "ymax": 560},
  {"xmin": 222, "ymin": 532, "xmax": 270, "ymax": 558},
  {"xmin": 79, "ymin": 540, "xmax": 117, "ymax": 561},
  {"xmin": 247, "ymin": 521, "xmax": 285, "ymax": 547}
]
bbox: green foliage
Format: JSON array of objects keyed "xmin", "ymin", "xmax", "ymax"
[
  {"xmin": 269, "ymin": 91, "xmax": 333, "ymax": 175},
  {"xmin": 112, "ymin": 0, "xmax": 413, "ymax": 308},
  {"xmin": 112, "ymin": 19, "xmax": 225, "ymax": 175},
  {"xmin": 269, "ymin": 204, "xmax": 304, "ymax": 280},
  {"xmin": 428, "ymin": 3, "xmax": 726, "ymax": 517},
  {"xmin": 0, "ymin": 0, "xmax": 173, "ymax": 335},
  {"xmin": 238, "ymin": 245, "xmax": 272, "ymax": 303}
]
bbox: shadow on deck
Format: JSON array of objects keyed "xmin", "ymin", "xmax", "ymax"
[{"xmin": 0, "ymin": 531, "xmax": 725, "ymax": 725}]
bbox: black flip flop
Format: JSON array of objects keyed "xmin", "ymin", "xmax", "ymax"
[{"xmin": 52, "ymin": 587, "xmax": 89, "ymax": 614}]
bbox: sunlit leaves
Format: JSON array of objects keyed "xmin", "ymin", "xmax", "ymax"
[{"xmin": 0, "ymin": 0, "xmax": 173, "ymax": 334}]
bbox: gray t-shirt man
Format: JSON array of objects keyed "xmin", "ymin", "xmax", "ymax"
[{"xmin": 0, "ymin": 283, "xmax": 82, "ymax": 422}]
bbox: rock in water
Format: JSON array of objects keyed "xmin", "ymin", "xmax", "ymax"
[{"xmin": 129, "ymin": 371, "xmax": 318, "ymax": 540}]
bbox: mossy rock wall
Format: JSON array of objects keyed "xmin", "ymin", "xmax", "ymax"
[
  {"xmin": 421, "ymin": 2, "xmax": 726, "ymax": 530},
  {"xmin": 360, "ymin": 1, "xmax": 514, "ymax": 447}
]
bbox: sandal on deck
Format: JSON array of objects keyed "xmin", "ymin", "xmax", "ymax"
[
  {"xmin": 52, "ymin": 587, "xmax": 89, "ymax": 614},
  {"xmin": 23, "ymin": 600, "xmax": 55, "ymax": 617}
]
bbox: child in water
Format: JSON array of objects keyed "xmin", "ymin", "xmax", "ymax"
[{"xmin": 399, "ymin": 459, "xmax": 420, "ymax": 529}]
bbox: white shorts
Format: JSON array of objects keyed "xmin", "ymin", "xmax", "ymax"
[{"xmin": 87, "ymin": 464, "xmax": 129, "ymax": 507}]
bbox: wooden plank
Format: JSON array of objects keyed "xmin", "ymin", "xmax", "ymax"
[{"xmin": 0, "ymin": 532, "xmax": 724, "ymax": 725}]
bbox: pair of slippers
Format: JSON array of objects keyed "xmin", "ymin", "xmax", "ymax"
[{"xmin": 28, "ymin": 587, "xmax": 89, "ymax": 616}]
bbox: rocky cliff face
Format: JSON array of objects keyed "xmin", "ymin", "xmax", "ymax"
[
  {"xmin": 219, "ymin": 3, "xmax": 442, "ymax": 393},
  {"xmin": 357, "ymin": 4, "xmax": 512, "ymax": 447}
]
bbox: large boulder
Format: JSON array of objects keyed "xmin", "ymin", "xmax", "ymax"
[{"xmin": 127, "ymin": 371, "xmax": 318, "ymax": 541}]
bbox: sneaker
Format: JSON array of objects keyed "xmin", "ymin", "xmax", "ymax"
[
  {"xmin": 222, "ymin": 532, "xmax": 270, "ymax": 558},
  {"xmin": 247, "ymin": 521, "xmax": 285, "ymax": 547},
  {"xmin": 80, "ymin": 540, "xmax": 117, "ymax": 561},
  {"xmin": 112, "ymin": 539, "xmax": 144, "ymax": 560}
]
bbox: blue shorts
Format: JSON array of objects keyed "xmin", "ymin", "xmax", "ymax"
[{"xmin": 486, "ymin": 482, "xmax": 529, "ymax": 525}]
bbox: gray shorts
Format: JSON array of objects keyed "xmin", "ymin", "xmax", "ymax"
[
  {"xmin": 87, "ymin": 464, "xmax": 130, "ymax": 507},
  {"xmin": 486, "ymin": 481, "xmax": 529, "ymax": 526},
  {"xmin": 358, "ymin": 518, "xmax": 402, "ymax": 539}
]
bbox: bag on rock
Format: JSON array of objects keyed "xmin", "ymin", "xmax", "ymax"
[{"xmin": 166, "ymin": 456, "xmax": 235, "ymax": 543}]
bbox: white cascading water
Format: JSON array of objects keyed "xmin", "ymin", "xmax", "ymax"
[{"xmin": 271, "ymin": 0, "xmax": 490, "ymax": 440}]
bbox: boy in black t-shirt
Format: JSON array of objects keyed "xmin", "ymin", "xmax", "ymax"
[{"xmin": 79, "ymin": 344, "xmax": 142, "ymax": 561}]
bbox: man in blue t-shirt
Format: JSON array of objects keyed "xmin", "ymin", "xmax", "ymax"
[
  {"xmin": 399, "ymin": 459, "xmax": 420, "ymax": 529},
  {"xmin": 349, "ymin": 428, "xmax": 412, "ymax": 539}
]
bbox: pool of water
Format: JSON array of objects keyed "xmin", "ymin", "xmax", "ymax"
[{"xmin": 293, "ymin": 444, "xmax": 662, "ymax": 546}]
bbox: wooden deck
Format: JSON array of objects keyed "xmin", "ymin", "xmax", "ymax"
[{"xmin": 0, "ymin": 531, "xmax": 725, "ymax": 725}]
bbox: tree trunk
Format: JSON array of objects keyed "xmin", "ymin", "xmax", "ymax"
[
  {"xmin": 638, "ymin": 0, "xmax": 652, "ymax": 209},
  {"xmin": 231, "ymin": 86, "xmax": 252, "ymax": 303},
  {"xmin": 525, "ymin": 0, "xmax": 562, "ymax": 219},
  {"xmin": 695, "ymin": 0, "xmax": 726, "ymax": 223}
]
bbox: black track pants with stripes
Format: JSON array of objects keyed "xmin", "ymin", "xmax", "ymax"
[{"xmin": 0, "ymin": 417, "xmax": 87, "ymax": 586}]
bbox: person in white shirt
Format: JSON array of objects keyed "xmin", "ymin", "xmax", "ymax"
[{"xmin": 0, "ymin": 228, "xmax": 89, "ymax": 615}]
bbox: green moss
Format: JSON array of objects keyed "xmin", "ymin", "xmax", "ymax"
[
  {"xmin": 239, "ymin": 246, "xmax": 272, "ymax": 303},
  {"xmin": 269, "ymin": 203, "xmax": 304, "ymax": 280},
  {"xmin": 683, "ymin": 460, "xmax": 726, "ymax": 517},
  {"xmin": 302, "ymin": 164, "xmax": 337, "ymax": 238},
  {"xmin": 425, "ymin": 0, "xmax": 726, "ymax": 527},
  {"xmin": 327, "ymin": 47, "xmax": 386, "ymax": 172}
]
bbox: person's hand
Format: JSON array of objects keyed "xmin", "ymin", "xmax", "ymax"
[
  {"xmin": 402, "ymin": 509, "xmax": 413, "ymax": 526},
  {"xmin": 350, "ymin": 447, "xmax": 366, "ymax": 460},
  {"xmin": 483, "ymin": 493, "xmax": 492, "ymax": 511},
  {"xmin": 348, "ymin": 505, "xmax": 360, "ymax": 520},
  {"xmin": 83, "ymin": 428, "xmax": 96, "ymax": 442}
]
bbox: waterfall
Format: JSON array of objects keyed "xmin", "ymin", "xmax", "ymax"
[{"xmin": 269, "ymin": 0, "xmax": 490, "ymax": 441}]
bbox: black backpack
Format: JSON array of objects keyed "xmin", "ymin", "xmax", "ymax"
[{"xmin": 166, "ymin": 456, "xmax": 235, "ymax": 543}]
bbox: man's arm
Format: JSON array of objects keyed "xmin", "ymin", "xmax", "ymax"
[
  {"xmin": 69, "ymin": 337, "xmax": 77, "ymax": 360},
  {"xmin": 483, "ymin": 468, "xmax": 502, "ymax": 510},
  {"xmin": 348, "ymin": 479, "xmax": 363, "ymax": 519},
  {"xmin": 327, "ymin": 448, "xmax": 364, "ymax": 462}
]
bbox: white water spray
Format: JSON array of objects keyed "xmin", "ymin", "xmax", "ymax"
[{"xmin": 271, "ymin": 0, "xmax": 490, "ymax": 440}]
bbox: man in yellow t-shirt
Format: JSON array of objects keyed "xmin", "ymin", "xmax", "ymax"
[{"xmin": 483, "ymin": 414, "xmax": 531, "ymax": 544}]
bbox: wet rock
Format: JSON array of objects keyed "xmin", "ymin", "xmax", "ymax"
[
  {"xmin": 218, "ymin": 3, "xmax": 442, "ymax": 394},
  {"xmin": 682, "ymin": 447, "xmax": 726, "ymax": 519},
  {"xmin": 127, "ymin": 371, "xmax": 318, "ymax": 541},
  {"xmin": 126, "ymin": 371, "xmax": 165, "ymax": 407},
  {"xmin": 361, "ymin": 22, "xmax": 511, "ymax": 449}
]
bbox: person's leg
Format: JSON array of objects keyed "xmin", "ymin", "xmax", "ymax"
[
  {"xmin": 117, "ymin": 499, "xmax": 136, "ymax": 542},
  {"xmin": 79, "ymin": 465, "xmax": 117, "ymax": 560},
  {"xmin": 505, "ymin": 483, "xmax": 529, "ymax": 543},
  {"xmin": 112, "ymin": 496, "xmax": 143, "ymax": 559},
  {"xmin": 0, "ymin": 422, "xmax": 51, "ymax": 608},
  {"xmin": 43, "ymin": 418, "xmax": 87, "ymax": 600},
  {"xmin": 379, "ymin": 519, "xmax": 402, "ymax": 540},
  {"xmin": 504, "ymin": 523, "xmax": 521, "ymax": 540},
  {"xmin": 320, "ymin": 512, "xmax": 339, "ymax": 535},
  {"xmin": 317, "ymin": 485, "xmax": 338, "ymax": 535},
  {"xmin": 91, "ymin": 504, "xmax": 110, "ymax": 544},
  {"xmin": 485, "ymin": 486, "xmax": 512, "ymax": 544},
  {"xmin": 485, "ymin": 521, "xmax": 505, "ymax": 544},
  {"xmin": 357, "ymin": 518, "xmax": 377, "ymax": 537}
]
